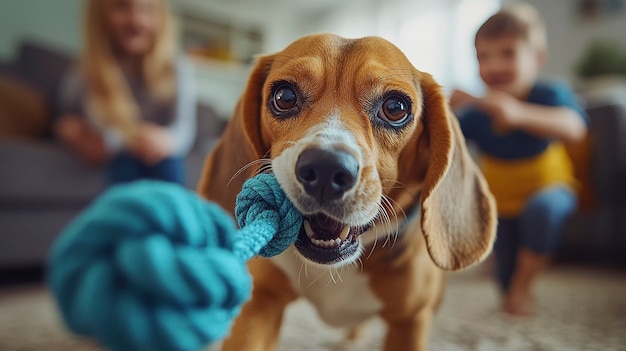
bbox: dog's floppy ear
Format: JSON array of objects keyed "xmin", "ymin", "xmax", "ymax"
[
  {"xmin": 197, "ymin": 55, "xmax": 273, "ymax": 211},
  {"xmin": 417, "ymin": 74, "xmax": 497, "ymax": 270}
]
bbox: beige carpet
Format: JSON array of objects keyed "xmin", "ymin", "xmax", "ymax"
[{"xmin": 1, "ymin": 264, "xmax": 625, "ymax": 351}]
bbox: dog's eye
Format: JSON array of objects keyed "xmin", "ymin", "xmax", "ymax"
[
  {"xmin": 377, "ymin": 95, "xmax": 410, "ymax": 124},
  {"xmin": 272, "ymin": 85, "xmax": 298, "ymax": 113}
]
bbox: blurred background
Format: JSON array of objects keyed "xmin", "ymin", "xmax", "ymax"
[
  {"xmin": 3, "ymin": 0, "xmax": 626, "ymax": 266},
  {"xmin": 2, "ymin": 0, "xmax": 624, "ymax": 113},
  {"xmin": 0, "ymin": 1, "xmax": 625, "ymax": 350},
  {"xmin": 1, "ymin": 0, "xmax": 626, "ymax": 292}
]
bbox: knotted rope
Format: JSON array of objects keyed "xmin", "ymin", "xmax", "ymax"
[{"xmin": 48, "ymin": 173, "xmax": 302, "ymax": 351}]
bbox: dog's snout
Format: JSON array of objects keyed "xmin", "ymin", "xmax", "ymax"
[{"xmin": 295, "ymin": 149, "xmax": 358, "ymax": 203}]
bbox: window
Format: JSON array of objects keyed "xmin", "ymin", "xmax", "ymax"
[{"xmin": 378, "ymin": 0, "xmax": 500, "ymax": 94}]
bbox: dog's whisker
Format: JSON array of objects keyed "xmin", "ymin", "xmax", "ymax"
[
  {"xmin": 363, "ymin": 206, "xmax": 386, "ymax": 260},
  {"xmin": 381, "ymin": 178, "xmax": 407, "ymax": 191},
  {"xmin": 382, "ymin": 196, "xmax": 399, "ymax": 235},
  {"xmin": 256, "ymin": 164, "xmax": 274, "ymax": 176},
  {"xmin": 381, "ymin": 195, "xmax": 397, "ymax": 217},
  {"xmin": 364, "ymin": 238, "xmax": 376, "ymax": 260},
  {"xmin": 331, "ymin": 268, "xmax": 343, "ymax": 284},
  {"xmin": 382, "ymin": 195, "xmax": 407, "ymax": 249},
  {"xmin": 356, "ymin": 257, "xmax": 364, "ymax": 272},
  {"xmin": 325, "ymin": 269, "xmax": 339, "ymax": 287},
  {"xmin": 385, "ymin": 195, "xmax": 408, "ymax": 225},
  {"xmin": 365, "ymin": 214, "xmax": 382, "ymax": 260},
  {"xmin": 381, "ymin": 197, "xmax": 396, "ymax": 227},
  {"xmin": 298, "ymin": 261, "xmax": 305, "ymax": 286},
  {"xmin": 305, "ymin": 268, "xmax": 332, "ymax": 289},
  {"xmin": 381, "ymin": 227, "xmax": 391, "ymax": 248},
  {"xmin": 378, "ymin": 206, "xmax": 391, "ymax": 239},
  {"xmin": 229, "ymin": 158, "xmax": 272, "ymax": 186},
  {"xmin": 335, "ymin": 267, "xmax": 344, "ymax": 283},
  {"xmin": 377, "ymin": 201, "xmax": 394, "ymax": 249}
]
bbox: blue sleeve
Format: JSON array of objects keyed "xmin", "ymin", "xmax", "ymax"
[
  {"xmin": 456, "ymin": 107, "xmax": 483, "ymax": 142},
  {"xmin": 533, "ymin": 82, "xmax": 589, "ymax": 126}
]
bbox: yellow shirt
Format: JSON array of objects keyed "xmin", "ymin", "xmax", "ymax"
[{"xmin": 480, "ymin": 142, "xmax": 577, "ymax": 218}]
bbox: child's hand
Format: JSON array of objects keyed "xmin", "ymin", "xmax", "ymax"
[
  {"xmin": 129, "ymin": 124, "xmax": 175, "ymax": 165},
  {"xmin": 449, "ymin": 89, "xmax": 478, "ymax": 110},
  {"xmin": 478, "ymin": 90, "xmax": 524, "ymax": 130},
  {"xmin": 55, "ymin": 115, "xmax": 110, "ymax": 165}
]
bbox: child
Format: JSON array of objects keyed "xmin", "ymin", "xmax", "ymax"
[
  {"xmin": 450, "ymin": 3, "xmax": 588, "ymax": 316},
  {"xmin": 55, "ymin": 0, "xmax": 196, "ymax": 185}
]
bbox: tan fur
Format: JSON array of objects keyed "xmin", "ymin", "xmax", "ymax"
[{"xmin": 198, "ymin": 34, "xmax": 496, "ymax": 351}]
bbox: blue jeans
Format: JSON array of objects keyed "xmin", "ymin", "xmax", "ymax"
[
  {"xmin": 108, "ymin": 152, "xmax": 185, "ymax": 186},
  {"xmin": 494, "ymin": 186, "xmax": 577, "ymax": 292}
]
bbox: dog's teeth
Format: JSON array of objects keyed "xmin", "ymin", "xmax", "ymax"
[
  {"xmin": 304, "ymin": 220, "xmax": 314, "ymax": 238},
  {"xmin": 339, "ymin": 226, "xmax": 350, "ymax": 241},
  {"xmin": 310, "ymin": 237, "xmax": 343, "ymax": 248}
]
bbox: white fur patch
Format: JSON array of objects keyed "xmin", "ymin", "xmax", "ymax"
[
  {"xmin": 272, "ymin": 114, "xmax": 362, "ymax": 214},
  {"xmin": 271, "ymin": 247, "xmax": 383, "ymax": 328},
  {"xmin": 271, "ymin": 112, "xmax": 376, "ymax": 226}
]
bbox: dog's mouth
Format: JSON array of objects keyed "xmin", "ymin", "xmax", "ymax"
[{"xmin": 294, "ymin": 213, "xmax": 370, "ymax": 265}]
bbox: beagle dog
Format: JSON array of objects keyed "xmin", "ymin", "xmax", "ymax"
[{"xmin": 198, "ymin": 34, "xmax": 497, "ymax": 351}]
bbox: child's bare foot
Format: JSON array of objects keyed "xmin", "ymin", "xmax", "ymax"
[{"xmin": 503, "ymin": 289, "xmax": 535, "ymax": 316}]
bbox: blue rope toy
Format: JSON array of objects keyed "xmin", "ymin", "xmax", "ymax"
[{"xmin": 48, "ymin": 173, "xmax": 303, "ymax": 351}]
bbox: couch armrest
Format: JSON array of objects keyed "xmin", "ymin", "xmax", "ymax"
[{"xmin": 587, "ymin": 102, "xmax": 626, "ymax": 206}]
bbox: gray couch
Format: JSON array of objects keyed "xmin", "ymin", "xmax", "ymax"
[
  {"xmin": 561, "ymin": 102, "xmax": 626, "ymax": 264},
  {"xmin": 0, "ymin": 41, "xmax": 226, "ymax": 269}
]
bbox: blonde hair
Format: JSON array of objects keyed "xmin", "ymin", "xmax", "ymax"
[
  {"xmin": 82, "ymin": 0, "xmax": 177, "ymax": 140},
  {"xmin": 475, "ymin": 2, "xmax": 547, "ymax": 51}
]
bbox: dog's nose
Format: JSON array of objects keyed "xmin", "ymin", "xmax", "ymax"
[{"xmin": 295, "ymin": 148, "xmax": 358, "ymax": 204}]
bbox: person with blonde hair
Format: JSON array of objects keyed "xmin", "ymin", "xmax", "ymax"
[
  {"xmin": 450, "ymin": 3, "xmax": 588, "ymax": 316},
  {"xmin": 56, "ymin": 0, "xmax": 196, "ymax": 185}
]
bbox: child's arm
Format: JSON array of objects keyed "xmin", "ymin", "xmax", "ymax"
[
  {"xmin": 477, "ymin": 90, "xmax": 587, "ymax": 143},
  {"xmin": 449, "ymin": 89, "xmax": 479, "ymax": 111}
]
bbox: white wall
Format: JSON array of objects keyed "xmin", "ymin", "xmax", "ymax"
[
  {"xmin": 0, "ymin": 0, "xmax": 309, "ymax": 60},
  {"xmin": 297, "ymin": 0, "xmax": 499, "ymax": 94},
  {"xmin": 503, "ymin": 0, "xmax": 626, "ymax": 83},
  {"xmin": 0, "ymin": 0, "xmax": 82, "ymax": 60}
]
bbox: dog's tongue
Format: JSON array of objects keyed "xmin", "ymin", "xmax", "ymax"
[{"xmin": 307, "ymin": 213, "xmax": 344, "ymax": 240}]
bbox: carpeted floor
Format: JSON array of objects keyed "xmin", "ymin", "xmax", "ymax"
[{"xmin": 1, "ymin": 263, "xmax": 625, "ymax": 351}]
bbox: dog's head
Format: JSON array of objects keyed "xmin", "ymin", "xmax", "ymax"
[{"xmin": 201, "ymin": 34, "xmax": 496, "ymax": 270}]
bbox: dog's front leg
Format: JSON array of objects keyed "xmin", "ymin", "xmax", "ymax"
[
  {"xmin": 365, "ymin": 230, "xmax": 446, "ymax": 351},
  {"xmin": 221, "ymin": 258, "xmax": 297, "ymax": 351},
  {"xmin": 383, "ymin": 306, "xmax": 436, "ymax": 351}
]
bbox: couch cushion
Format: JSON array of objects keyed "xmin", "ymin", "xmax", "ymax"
[
  {"xmin": 0, "ymin": 75, "xmax": 49, "ymax": 139},
  {"xmin": 0, "ymin": 139, "xmax": 105, "ymax": 207},
  {"xmin": 15, "ymin": 42, "xmax": 74, "ymax": 107}
]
